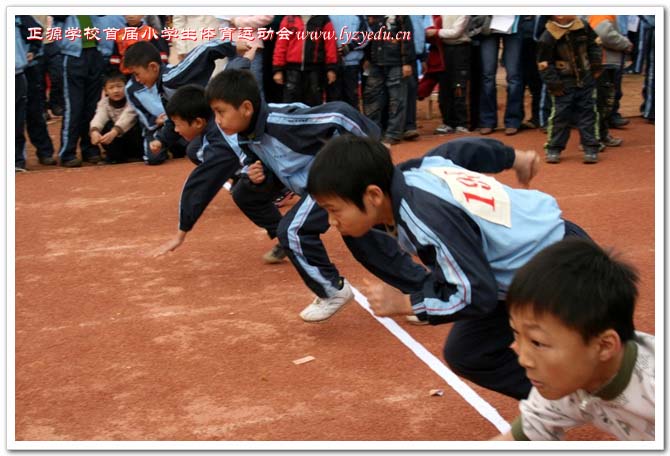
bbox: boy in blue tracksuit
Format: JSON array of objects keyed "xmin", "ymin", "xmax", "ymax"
[
  {"xmin": 15, "ymin": 20, "xmax": 29, "ymax": 172},
  {"xmin": 307, "ymin": 135, "xmax": 592, "ymax": 399},
  {"xmin": 199, "ymin": 68, "xmax": 428, "ymax": 322},
  {"xmin": 151, "ymin": 84, "xmax": 284, "ymax": 262},
  {"xmin": 326, "ymin": 15, "xmax": 369, "ymax": 108},
  {"xmin": 122, "ymin": 40, "xmax": 245, "ymax": 165}
]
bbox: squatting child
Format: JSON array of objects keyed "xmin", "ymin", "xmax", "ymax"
[
  {"xmin": 492, "ymin": 237, "xmax": 654, "ymax": 441},
  {"xmin": 89, "ymin": 70, "xmax": 143, "ymax": 164},
  {"xmin": 306, "ymin": 135, "xmax": 592, "ymax": 399}
]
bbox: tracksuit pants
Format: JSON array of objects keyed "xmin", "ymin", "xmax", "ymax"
[
  {"xmin": 59, "ymin": 48, "xmax": 104, "ymax": 163},
  {"xmin": 544, "ymin": 83, "xmax": 600, "ymax": 155},
  {"xmin": 15, "ymin": 73, "xmax": 28, "ymax": 169},
  {"xmin": 25, "ymin": 61, "xmax": 55, "ymax": 160}
]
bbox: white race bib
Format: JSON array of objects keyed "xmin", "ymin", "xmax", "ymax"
[{"xmin": 426, "ymin": 167, "xmax": 512, "ymax": 227}]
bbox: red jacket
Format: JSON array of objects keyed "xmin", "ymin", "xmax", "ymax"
[
  {"xmin": 425, "ymin": 15, "xmax": 447, "ymax": 75},
  {"xmin": 272, "ymin": 15, "xmax": 338, "ymax": 72},
  {"xmin": 110, "ymin": 23, "xmax": 169, "ymax": 74}
]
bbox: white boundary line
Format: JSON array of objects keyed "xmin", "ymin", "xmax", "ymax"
[{"xmin": 351, "ymin": 286, "xmax": 511, "ymax": 434}]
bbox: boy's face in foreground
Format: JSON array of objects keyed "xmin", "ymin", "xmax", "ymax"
[
  {"xmin": 104, "ymin": 80, "xmax": 126, "ymax": 102},
  {"xmin": 509, "ymin": 306, "xmax": 605, "ymax": 400},
  {"xmin": 128, "ymin": 63, "xmax": 159, "ymax": 88},
  {"xmin": 314, "ymin": 190, "xmax": 384, "ymax": 238},
  {"xmin": 210, "ymin": 99, "xmax": 252, "ymax": 136},
  {"xmin": 172, "ymin": 115, "xmax": 206, "ymax": 142}
]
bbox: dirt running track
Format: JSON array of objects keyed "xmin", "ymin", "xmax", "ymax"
[{"xmin": 14, "ymin": 88, "xmax": 655, "ymax": 444}]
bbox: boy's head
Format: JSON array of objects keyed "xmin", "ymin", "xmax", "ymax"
[
  {"xmin": 550, "ymin": 15, "xmax": 577, "ymax": 25},
  {"xmin": 205, "ymin": 69, "xmax": 260, "ymax": 136},
  {"xmin": 124, "ymin": 15, "xmax": 144, "ymax": 26},
  {"xmin": 307, "ymin": 135, "xmax": 394, "ymax": 237},
  {"xmin": 507, "ymin": 237, "xmax": 639, "ymax": 400},
  {"xmin": 165, "ymin": 84, "xmax": 212, "ymax": 142},
  {"xmin": 103, "ymin": 70, "xmax": 127, "ymax": 102},
  {"xmin": 123, "ymin": 41, "xmax": 161, "ymax": 88}
]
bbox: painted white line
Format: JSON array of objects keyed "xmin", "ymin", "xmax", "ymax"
[{"xmin": 351, "ymin": 286, "xmax": 511, "ymax": 434}]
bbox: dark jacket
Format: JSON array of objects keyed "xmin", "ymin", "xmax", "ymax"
[
  {"xmin": 366, "ymin": 15, "xmax": 416, "ymax": 66},
  {"xmin": 536, "ymin": 18, "xmax": 602, "ymax": 94}
]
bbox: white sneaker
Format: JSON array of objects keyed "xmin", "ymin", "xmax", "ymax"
[
  {"xmin": 434, "ymin": 124, "xmax": 454, "ymax": 134},
  {"xmin": 300, "ymin": 279, "xmax": 354, "ymax": 322}
]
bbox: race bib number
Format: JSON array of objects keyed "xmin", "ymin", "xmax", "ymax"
[{"xmin": 426, "ymin": 167, "xmax": 512, "ymax": 227}]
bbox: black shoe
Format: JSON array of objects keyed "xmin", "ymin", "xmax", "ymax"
[
  {"xmin": 61, "ymin": 158, "xmax": 82, "ymax": 168},
  {"xmin": 602, "ymin": 135, "xmax": 623, "ymax": 147},
  {"xmin": 38, "ymin": 156, "xmax": 57, "ymax": 166},
  {"xmin": 84, "ymin": 155, "xmax": 102, "ymax": 164},
  {"xmin": 262, "ymin": 243, "xmax": 288, "ymax": 264},
  {"xmin": 50, "ymin": 106, "xmax": 64, "ymax": 117},
  {"xmin": 545, "ymin": 152, "xmax": 560, "ymax": 164},
  {"xmin": 609, "ymin": 117, "xmax": 630, "ymax": 129},
  {"xmin": 583, "ymin": 152, "xmax": 598, "ymax": 164}
]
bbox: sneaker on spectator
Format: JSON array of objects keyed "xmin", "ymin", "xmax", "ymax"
[
  {"xmin": 38, "ymin": 156, "xmax": 57, "ymax": 166},
  {"xmin": 454, "ymin": 126, "xmax": 469, "ymax": 134},
  {"xmin": 262, "ymin": 243, "xmax": 288, "ymax": 264},
  {"xmin": 505, "ymin": 127, "xmax": 518, "ymax": 136},
  {"xmin": 601, "ymin": 135, "xmax": 623, "ymax": 147},
  {"xmin": 579, "ymin": 143, "xmax": 606, "ymax": 152},
  {"xmin": 434, "ymin": 124, "xmax": 453, "ymax": 134},
  {"xmin": 300, "ymin": 279, "xmax": 354, "ymax": 322},
  {"xmin": 520, "ymin": 120, "xmax": 538, "ymax": 130},
  {"xmin": 15, "ymin": 165, "xmax": 28, "ymax": 173},
  {"xmin": 583, "ymin": 152, "xmax": 598, "ymax": 164},
  {"xmin": 61, "ymin": 158, "xmax": 82, "ymax": 168},
  {"xmin": 545, "ymin": 152, "xmax": 560, "ymax": 164},
  {"xmin": 403, "ymin": 129, "xmax": 420, "ymax": 141},
  {"xmin": 479, "ymin": 127, "xmax": 494, "ymax": 135}
]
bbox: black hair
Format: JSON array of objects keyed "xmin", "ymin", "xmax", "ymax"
[
  {"xmin": 205, "ymin": 69, "xmax": 260, "ymax": 113},
  {"xmin": 307, "ymin": 135, "xmax": 394, "ymax": 211},
  {"xmin": 165, "ymin": 84, "xmax": 211, "ymax": 123},
  {"xmin": 123, "ymin": 41, "xmax": 161, "ymax": 68},
  {"xmin": 507, "ymin": 237, "xmax": 639, "ymax": 343},
  {"xmin": 103, "ymin": 69, "xmax": 127, "ymax": 86}
]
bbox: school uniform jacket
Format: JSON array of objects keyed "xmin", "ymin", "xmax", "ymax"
[
  {"xmin": 237, "ymin": 100, "xmax": 381, "ymax": 196},
  {"xmin": 178, "ymin": 118, "xmax": 245, "ymax": 232},
  {"xmin": 390, "ymin": 138, "xmax": 566, "ymax": 324}
]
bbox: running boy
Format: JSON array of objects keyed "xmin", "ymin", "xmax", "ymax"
[
  {"xmin": 123, "ymin": 40, "xmax": 246, "ymax": 165},
  {"xmin": 203, "ymin": 69, "xmax": 422, "ymax": 322},
  {"xmin": 151, "ymin": 84, "xmax": 284, "ymax": 261},
  {"xmin": 307, "ymin": 135, "xmax": 590, "ymax": 399},
  {"xmin": 537, "ymin": 15, "xmax": 602, "ymax": 164},
  {"xmin": 492, "ymin": 238, "xmax": 654, "ymax": 440}
]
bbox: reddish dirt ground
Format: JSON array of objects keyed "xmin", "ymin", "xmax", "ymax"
[{"xmin": 14, "ymin": 73, "xmax": 655, "ymax": 444}]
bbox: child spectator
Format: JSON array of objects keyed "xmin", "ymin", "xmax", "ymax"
[
  {"xmin": 639, "ymin": 15, "xmax": 655, "ymax": 123},
  {"xmin": 425, "ymin": 15, "xmax": 471, "ymax": 135},
  {"xmin": 307, "ymin": 135, "xmax": 594, "ymax": 399},
  {"xmin": 536, "ymin": 15, "xmax": 602, "ymax": 164},
  {"xmin": 518, "ymin": 15, "xmax": 542, "ymax": 130},
  {"xmin": 403, "ymin": 15, "xmax": 431, "ymax": 141},
  {"xmin": 200, "ymin": 69, "xmax": 399, "ymax": 322},
  {"xmin": 122, "ymin": 39, "xmax": 245, "ymax": 165},
  {"xmin": 588, "ymin": 15, "xmax": 632, "ymax": 148},
  {"xmin": 272, "ymin": 15, "xmax": 338, "ymax": 106},
  {"xmin": 327, "ymin": 15, "xmax": 368, "ymax": 109},
  {"xmin": 363, "ymin": 15, "xmax": 415, "ymax": 145},
  {"xmin": 109, "ymin": 15, "xmax": 169, "ymax": 75},
  {"xmin": 491, "ymin": 238, "xmax": 653, "ymax": 441},
  {"xmin": 152, "ymin": 83, "xmax": 285, "ymax": 262},
  {"xmin": 89, "ymin": 70, "xmax": 143, "ymax": 164}
]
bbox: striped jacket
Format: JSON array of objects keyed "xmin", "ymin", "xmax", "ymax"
[{"xmin": 389, "ymin": 138, "xmax": 566, "ymax": 323}]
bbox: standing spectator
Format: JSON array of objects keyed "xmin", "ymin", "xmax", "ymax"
[
  {"xmin": 17, "ymin": 15, "xmax": 56, "ymax": 166},
  {"xmin": 109, "ymin": 15, "xmax": 169, "ymax": 74},
  {"xmin": 33, "ymin": 15, "xmax": 64, "ymax": 118},
  {"xmin": 172, "ymin": 15, "xmax": 227, "ymax": 76},
  {"xmin": 403, "ymin": 15, "xmax": 430, "ymax": 140},
  {"xmin": 519, "ymin": 15, "xmax": 542, "ymax": 129},
  {"xmin": 478, "ymin": 15, "xmax": 523, "ymax": 136},
  {"xmin": 15, "ymin": 19, "xmax": 29, "ymax": 172},
  {"xmin": 363, "ymin": 15, "xmax": 415, "ymax": 145},
  {"xmin": 224, "ymin": 15, "xmax": 274, "ymax": 95},
  {"xmin": 261, "ymin": 15, "xmax": 285, "ymax": 103},
  {"xmin": 51, "ymin": 15, "xmax": 108, "ymax": 167},
  {"xmin": 588, "ymin": 15, "xmax": 632, "ymax": 148},
  {"xmin": 425, "ymin": 15, "xmax": 471, "ymax": 135},
  {"xmin": 536, "ymin": 15, "xmax": 602, "ymax": 164},
  {"xmin": 272, "ymin": 15, "xmax": 338, "ymax": 106},
  {"xmin": 639, "ymin": 15, "xmax": 654, "ymax": 123},
  {"xmin": 327, "ymin": 15, "xmax": 368, "ymax": 109}
]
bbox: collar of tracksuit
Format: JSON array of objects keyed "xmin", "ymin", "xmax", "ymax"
[
  {"xmin": 546, "ymin": 18, "xmax": 584, "ymax": 40},
  {"xmin": 237, "ymin": 101, "xmax": 268, "ymax": 145}
]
